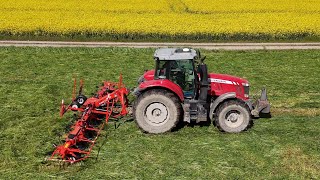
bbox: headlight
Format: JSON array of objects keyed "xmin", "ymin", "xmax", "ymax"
[{"xmin": 242, "ymin": 83, "xmax": 249, "ymax": 98}]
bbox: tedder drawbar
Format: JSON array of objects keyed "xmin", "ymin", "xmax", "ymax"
[{"xmin": 49, "ymin": 48, "xmax": 270, "ymax": 163}]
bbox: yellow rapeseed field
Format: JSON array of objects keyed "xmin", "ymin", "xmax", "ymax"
[{"xmin": 0, "ymin": 0, "xmax": 319, "ymax": 39}]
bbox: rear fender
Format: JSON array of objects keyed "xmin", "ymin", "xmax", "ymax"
[{"xmin": 137, "ymin": 79, "xmax": 184, "ymax": 101}]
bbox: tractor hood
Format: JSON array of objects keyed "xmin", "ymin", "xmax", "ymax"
[
  {"xmin": 208, "ymin": 73, "xmax": 248, "ymax": 85},
  {"xmin": 208, "ymin": 73, "xmax": 249, "ymax": 99},
  {"xmin": 141, "ymin": 70, "xmax": 249, "ymax": 85}
]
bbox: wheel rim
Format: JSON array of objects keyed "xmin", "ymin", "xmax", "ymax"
[
  {"xmin": 77, "ymin": 98, "xmax": 85, "ymax": 105},
  {"xmin": 72, "ymin": 104, "xmax": 79, "ymax": 109},
  {"xmin": 144, "ymin": 102, "xmax": 169, "ymax": 126},
  {"xmin": 224, "ymin": 110, "xmax": 244, "ymax": 128}
]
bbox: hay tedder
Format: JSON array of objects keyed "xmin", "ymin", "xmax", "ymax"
[
  {"xmin": 49, "ymin": 48, "xmax": 270, "ymax": 163},
  {"xmin": 49, "ymin": 76, "xmax": 129, "ymax": 163}
]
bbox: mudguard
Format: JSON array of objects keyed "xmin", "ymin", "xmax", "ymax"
[
  {"xmin": 209, "ymin": 92, "xmax": 236, "ymax": 120},
  {"xmin": 135, "ymin": 79, "xmax": 184, "ymax": 101}
]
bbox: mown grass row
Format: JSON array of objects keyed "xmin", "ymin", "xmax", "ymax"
[{"xmin": 0, "ymin": 47, "xmax": 319, "ymax": 179}]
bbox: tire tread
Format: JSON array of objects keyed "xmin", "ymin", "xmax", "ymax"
[
  {"xmin": 215, "ymin": 100, "xmax": 253, "ymax": 133},
  {"xmin": 133, "ymin": 89, "xmax": 182, "ymax": 133}
]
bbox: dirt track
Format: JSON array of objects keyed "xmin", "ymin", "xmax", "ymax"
[{"xmin": 1, "ymin": 41, "xmax": 320, "ymax": 50}]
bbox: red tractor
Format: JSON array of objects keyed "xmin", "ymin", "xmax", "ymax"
[{"xmin": 133, "ymin": 48, "xmax": 270, "ymax": 133}]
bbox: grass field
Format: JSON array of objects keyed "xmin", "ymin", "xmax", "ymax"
[
  {"xmin": 1, "ymin": 0, "xmax": 320, "ymax": 41},
  {"xmin": 0, "ymin": 47, "xmax": 319, "ymax": 179}
]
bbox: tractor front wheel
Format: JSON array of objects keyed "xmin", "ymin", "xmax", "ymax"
[
  {"xmin": 215, "ymin": 100, "xmax": 252, "ymax": 133},
  {"xmin": 134, "ymin": 89, "xmax": 181, "ymax": 134}
]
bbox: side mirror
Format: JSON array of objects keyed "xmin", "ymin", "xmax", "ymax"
[
  {"xmin": 197, "ymin": 50, "xmax": 201, "ymax": 58},
  {"xmin": 201, "ymin": 56, "xmax": 206, "ymax": 63}
]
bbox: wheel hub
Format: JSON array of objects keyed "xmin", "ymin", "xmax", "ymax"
[
  {"xmin": 227, "ymin": 113, "xmax": 239, "ymax": 123},
  {"xmin": 225, "ymin": 111, "xmax": 243, "ymax": 128},
  {"xmin": 145, "ymin": 103, "xmax": 168, "ymax": 125},
  {"xmin": 78, "ymin": 98, "xmax": 85, "ymax": 105},
  {"xmin": 153, "ymin": 109, "xmax": 161, "ymax": 116}
]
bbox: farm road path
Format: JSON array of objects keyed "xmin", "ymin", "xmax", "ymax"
[{"xmin": 1, "ymin": 41, "xmax": 320, "ymax": 50}]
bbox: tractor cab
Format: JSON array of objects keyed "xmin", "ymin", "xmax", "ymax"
[
  {"xmin": 152, "ymin": 48, "xmax": 209, "ymax": 123},
  {"xmin": 134, "ymin": 48, "xmax": 270, "ymax": 134},
  {"xmin": 154, "ymin": 48, "xmax": 206, "ymax": 99}
]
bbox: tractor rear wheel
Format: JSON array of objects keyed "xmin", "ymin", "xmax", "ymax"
[
  {"xmin": 215, "ymin": 100, "xmax": 252, "ymax": 133},
  {"xmin": 134, "ymin": 89, "xmax": 181, "ymax": 134}
]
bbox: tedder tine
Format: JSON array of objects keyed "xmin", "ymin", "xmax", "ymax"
[
  {"xmin": 59, "ymin": 100, "xmax": 66, "ymax": 117},
  {"xmin": 72, "ymin": 78, "xmax": 77, "ymax": 100},
  {"xmin": 118, "ymin": 74, "xmax": 123, "ymax": 88},
  {"xmin": 79, "ymin": 79, "xmax": 84, "ymax": 95}
]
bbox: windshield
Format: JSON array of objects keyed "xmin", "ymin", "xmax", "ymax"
[{"xmin": 155, "ymin": 59, "xmax": 195, "ymax": 98}]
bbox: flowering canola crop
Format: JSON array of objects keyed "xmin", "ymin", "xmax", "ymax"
[{"xmin": 0, "ymin": 0, "xmax": 319, "ymax": 39}]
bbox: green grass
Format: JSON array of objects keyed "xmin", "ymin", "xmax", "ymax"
[{"xmin": 0, "ymin": 47, "xmax": 319, "ymax": 179}]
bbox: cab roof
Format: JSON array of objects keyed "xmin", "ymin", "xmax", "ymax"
[{"xmin": 154, "ymin": 48, "xmax": 198, "ymax": 60}]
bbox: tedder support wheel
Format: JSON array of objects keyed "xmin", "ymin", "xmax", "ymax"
[
  {"xmin": 215, "ymin": 100, "xmax": 253, "ymax": 133},
  {"xmin": 134, "ymin": 89, "xmax": 182, "ymax": 134}
]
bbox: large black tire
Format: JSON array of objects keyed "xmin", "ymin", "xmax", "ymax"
[
  {"xmin": 134, "ymin": 89, "xmax": 182, "ymax": 134},
  {"xmin": 215, "ymin": 100, "xmax": 253, "ymax": 133}
]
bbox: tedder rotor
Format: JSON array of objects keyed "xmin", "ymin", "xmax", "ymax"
[{"xmin": 48, "ymin": 48, "xmax": 271, "ymax": 163}]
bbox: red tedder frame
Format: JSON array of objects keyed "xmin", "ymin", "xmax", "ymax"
[{"xmin": 50, "ymin": 75, "xmax": 129, "ymax": 163}]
